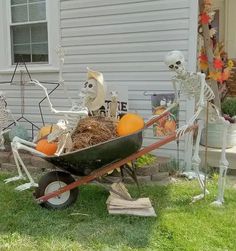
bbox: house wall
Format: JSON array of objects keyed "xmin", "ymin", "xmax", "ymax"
[
  {"xmin": 60, "ymin": 0, "xmax": 198, "ymax": 168},
  {"xmin": 0, "ymin": 0, "xmax": 198, "ymax": 169}
]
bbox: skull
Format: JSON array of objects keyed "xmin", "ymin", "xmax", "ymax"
[
  {"xmin": 164, "ymin": 51, "xmax": 185, "ymax": 74},
  {"xmin": 80, "ymin": 78, "xmax": 98, "ymax": 99},
  {"xmin": 110, "ymin": 91, "xmax": 118, "ymax": 101},
  {"xmin": 0, "ymin": 91, "xmax": 7, "ymax": 107}
]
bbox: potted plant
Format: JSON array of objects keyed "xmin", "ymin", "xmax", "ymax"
[
  {"xmin": 198, "ymin": 1, "xmax": 236, "ymax": 148},
  {"xmin": 201, "ymin": 98, "xmax": 236, "ymax": 148}
]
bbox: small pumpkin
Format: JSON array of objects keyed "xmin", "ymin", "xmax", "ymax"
[
  {"xmin": 36, "ymin": 139, "xmax": 57, "ymax": 156},
  {"xmin": 117, "ymin": 113, "xmax": 144, "ymax": 136},
  {"xmin": 37, "ymin": 124, "xmax": 58, "ymax": 140}
]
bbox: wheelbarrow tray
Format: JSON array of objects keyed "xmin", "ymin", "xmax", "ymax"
[{"xmin": 43, "ymin": 130, "xmax": 143, "ymax": 176}]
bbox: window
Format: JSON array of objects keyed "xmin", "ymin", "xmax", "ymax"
[
  {"xmin": 10, "ymin": 0, "xmax": 48, "ymax": 64},
  {"xmin": 0, "ymin": 0, "xmax": 59, "ymax": 72}
]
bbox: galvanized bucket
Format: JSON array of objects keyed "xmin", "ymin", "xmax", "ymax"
[{"xmin": 200, "ymin": 123, "xmax": 236, "ymax": 148}]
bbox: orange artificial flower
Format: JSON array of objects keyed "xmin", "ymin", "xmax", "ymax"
[
  {"xmin": 213, "ymin": 58, "xmax": 223, "ymax": 69},
  {"xmin": 199, "ymin": 12, "xmax": 210, "ymax": 24},
  {"xmin": 199, "ymin": 61, "xmax": 209, "ymax": 71},
  {"xmin": 199, "ymin": 53, "xmax": 208, "ymax": 71},
  {"xmin": 222, "ymin": 68, "xmax": 230, "ymax": 81},
  {"xmin": 199, "ymin": 53, "xmax": 208, "ymax": 62},
  {"xmin": 209, "ymin": 71, "xmax": 221, "ymax": 81}
]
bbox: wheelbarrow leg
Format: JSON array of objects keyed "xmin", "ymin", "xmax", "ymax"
[{"xmin": 122, "ymin": 161, "xmax": 140, "ymax": 194}]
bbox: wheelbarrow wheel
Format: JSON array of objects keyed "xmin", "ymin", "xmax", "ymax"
[{"xmin": 35, "ymin": 171, "xmax": 79, "ymax": 210}]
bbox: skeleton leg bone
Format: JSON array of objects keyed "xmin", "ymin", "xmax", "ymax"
[
  {"xmin": 4, "ymin": 137, "xmax": 45, "ymax": 190},
  {"xmin": 191, "ymin": 120, "xmax": 209, "ymax": 203},
  {"xmin": 4, "ymin": 144, "xmax": 25, "ymax": 183},
  {"xmin": 211, "ymin": 119, "xmax": 230, "ymax": 206}
]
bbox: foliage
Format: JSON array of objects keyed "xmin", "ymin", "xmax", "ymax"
[
  {"xmin": 221, "ymin": 98, "xmax": 236, "ymax": 118},
  {"xmin": 135, "ymin": 154, "xmax": 157, "ymax": 168},
  {"xmin": 165, "ymin": 159, "xmax": 184, "ymax": 175},
  {"xmin": 198, "ymin": 0, "xmax": 234, "ymax": 108},
  {"xmin": 1, "ymin": 172, "xmax": 236, "ymax": 250}
]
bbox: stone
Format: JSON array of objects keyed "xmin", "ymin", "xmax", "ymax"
[
  {"xmin": 9, "ymin": 153, "xmax": 32, "ymax": 165},
  {"xmin": 0, "ymin": 151, "xmax": 11, "ymax": 163},
  {"xmin": 1, "ymin": 163, "xmax": 17, "ymax": 172},
  {"xmin": 154, "ymin": 177, "xmax": 172, "ymax": 186},
  {"xmin": 137, "ymin": 175, "xmax": 151, "ymax": 183},
  {"xmin": 151, "ymin": 172, "xmax": 169, "ymax": 181},
  {"xmin": 157, "ymin": 156, "xmax": 171, "ymax": 172},
  {"xmin": 31, "ymin": 156, "xmax": 55, "ymax": 170},
  {"xmin": 136, "ymin": 164, "xmax": 159, "ymax": 176}
]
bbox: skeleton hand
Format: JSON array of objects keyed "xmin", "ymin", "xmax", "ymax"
[
  {"xmin": 51, "ymin": 107, "xmax": 57, "ymax": 114},
  {"xmin": 176, "ymin": 124, "xmax": 192, "ymax": 138}
]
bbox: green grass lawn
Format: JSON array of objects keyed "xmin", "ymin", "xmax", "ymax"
[{"xmin": 0, "ymin": 172, "xmax": 236, "ymax": 251}]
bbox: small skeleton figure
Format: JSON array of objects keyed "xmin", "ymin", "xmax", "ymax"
[
  {"xmin": 108, "ymin": 91, "xmax": 119, "ymax": 119},
  {"xmin": 0, "ymin": 92, "xmax": 9, "ymax": 149},
  {"xmin": 0, "ymin": 92, "xmax": 15, "ymax": 150},
  {"xmin": 5, "ymin": 68, "xmax": 106, "ymax": 191},
  {"xmin": 164, "ymin": 50, "xmax": 230, "ymax": 206}
]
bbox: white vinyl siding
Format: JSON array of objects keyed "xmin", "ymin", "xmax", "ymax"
[
  {"xmin": 0, "ymin": 0, "xmax": 198, "ymax": 168},
  {"xmin": 60, "ymin": 0, "xmax": 197, "ymax": 166}
]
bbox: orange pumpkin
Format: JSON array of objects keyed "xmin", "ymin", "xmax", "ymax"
[
  {"xmin": 36, "ymin": 139, "xmax": 57, "ymax": 156},
  {"xmin": 117, "ymin": 113, "xmax": 144, "ymax": 136}
]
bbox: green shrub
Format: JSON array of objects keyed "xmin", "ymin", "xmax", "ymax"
[
  {"xmin": 135, "ymin": 154, "xmax": 157, "ymax": 168},
  {"xmin": 221, "ymin": 98, "xmax": 236, "ymax": 117}
]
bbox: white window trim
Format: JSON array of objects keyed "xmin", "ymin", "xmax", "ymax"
[{"xmin": 0, "ymin": 0, "xmax": 60, "ymax": 73}]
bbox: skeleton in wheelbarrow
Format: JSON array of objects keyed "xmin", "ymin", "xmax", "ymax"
[{"xmin": 4, "ymin": 68, "xmax": 106, "ymax": 191}]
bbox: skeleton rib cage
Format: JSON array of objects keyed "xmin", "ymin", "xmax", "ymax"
[{"xmin": 174, "ymin": 72, "xmax": 215, "ymax": 103}]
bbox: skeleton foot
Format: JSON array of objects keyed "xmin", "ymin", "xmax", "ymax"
[
  {"xmin": 176, "ymin": 124, "xmax": 191, "ymax": 138},
  {"xmin": 15, "ymin": 182, "xmax": 38, "ymax": 191},
  {"xmin": 211, "ymin": 200, "xmax": 223, "ymax": 207},
  {"xmin": 191, "ymin": 190, "xmax": 209, "ymax": 203},
  {"xmin": 4, "ymin": 175, "xmax": 25, "ymax": 183}
]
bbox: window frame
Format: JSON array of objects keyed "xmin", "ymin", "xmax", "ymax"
[{"xmin": 0, "ymin": 0, "xmax": 60, "ymax": 73}]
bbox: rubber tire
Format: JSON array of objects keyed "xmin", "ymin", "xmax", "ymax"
[{"xmin": 35, "ymin": 171, "xmax": 79, "ymax": 210}]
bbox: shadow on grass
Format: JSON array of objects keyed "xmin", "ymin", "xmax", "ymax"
[{"xmin": 0, "ymin": 172, "xmax": 172, "ymax": 250}]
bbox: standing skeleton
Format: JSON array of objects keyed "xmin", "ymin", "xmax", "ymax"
[
  {"xmin": 4, "ymin": 68, "xmax": 106, "ymax": 191},
  {"xmin": 164, "ymin": 51, "xmax": 229, "ymax": 206}
]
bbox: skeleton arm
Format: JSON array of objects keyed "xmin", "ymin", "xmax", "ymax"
[
  {"xmin": 31, "ymin": 79, "xmax": 88, "ymax": 116},
  {"xmin": 171, "ymin": 77, "xmax": 180, "ymax": 104}
]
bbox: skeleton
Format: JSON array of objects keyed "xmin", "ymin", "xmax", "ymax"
[
  {"xmin": 4, "ymin": 68, "xmax": 106, "ymax": 191},
  {"xmin": 108, "ymin": 91, "xmax": 119, "ymax": 119},
  {"xmin": 0, "ymin": 92, "xmax": 16, "ymax": 150},
  {"xmin": 164, "ymin": 50, "xmax": 230, "ymax": 206}
]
